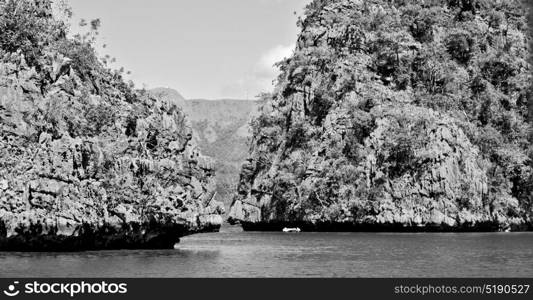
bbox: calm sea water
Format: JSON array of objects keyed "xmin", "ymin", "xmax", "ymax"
[{"xmin": 1, "ymin": 227, "xmax": 532, "ymax": 277}]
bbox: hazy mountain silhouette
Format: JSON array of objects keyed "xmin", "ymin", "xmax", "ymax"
[{"xmin": 150, "ymin": 89, "xmax": 259, "ymax": 211}]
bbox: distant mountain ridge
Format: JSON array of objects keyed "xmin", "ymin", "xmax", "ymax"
[
  {"xmin": 149, "ymin": 89, "xmax": 259, "ymax": 211},
  {"xmin": 184, "ymin": 98, "xmax": 259, "ymax": 211},
  {"xmin": 185, "ymin": 98, "xmax": 259, "ymax": 142}
]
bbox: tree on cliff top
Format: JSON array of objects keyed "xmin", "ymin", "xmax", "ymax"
[
  {"xmin": 0, "ymin": 0, "xmax": 65, "ymax": 67},
  {"xmin": 0, "ymin": 0, "xmax": 138, "ymax": 138}
]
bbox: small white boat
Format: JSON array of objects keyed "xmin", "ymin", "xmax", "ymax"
[{"xmin": 282, "ymin": 227, "xmax": 301, "ymax": 233}]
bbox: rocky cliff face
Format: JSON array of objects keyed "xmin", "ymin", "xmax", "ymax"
[
  {"xmin": 230, "ymin": 0, "xmax": 533, "ymax": 231},
  {"xmin": 0, "ymin": 0, "xmax": 223, "ymax": 251}
]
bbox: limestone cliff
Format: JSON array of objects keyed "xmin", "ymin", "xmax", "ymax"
[
  {"xmin": 230, "ymin": 0, "xmax": 533, "ymax": 231},
  {"xmin": 0, "ymin": 0, "xmax": 223, "ymax": 250}
]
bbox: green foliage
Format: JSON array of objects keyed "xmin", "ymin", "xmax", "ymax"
[
  {"xmin": 481, "ymin": 54, "xmax": 519, "ymax": 93},
  {"xmin": 85, "ymin": 103, "xmax": 117, "ymax": 136},
  {"xmin": 0, "ymin": 0, "xmax": 143, "ymax": 141},
  {"xmin": 409, "ymin": 12, "xmax": 436, "ymax": 43},
  {"xmin": 446, "ymin": 32, "xmax": 475, "ymax": 64},
  {"xmin": 55, "ymin": 39, "xmax": 100, "ymax": 84},
  {"xmin": 0, "ymin": 0, "xmax": 65, "ymax": 68}
]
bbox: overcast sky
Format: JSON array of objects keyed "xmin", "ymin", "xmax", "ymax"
[{"xmin": 67, "ymin": 0, "xmax": 310, "ymax": 100}]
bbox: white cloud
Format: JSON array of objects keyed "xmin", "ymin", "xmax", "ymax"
[
  {"xmin": 221, "ymin": 44, "xmax": 294, "ymax": 99},
  {"xmin": 254, "ymin": 44, "xmax": 294, "ymax": 79}
]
